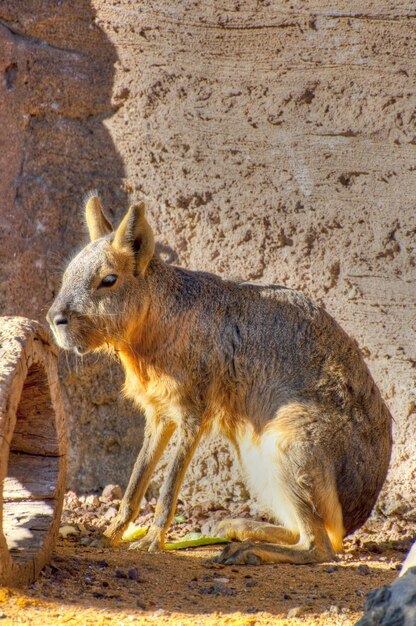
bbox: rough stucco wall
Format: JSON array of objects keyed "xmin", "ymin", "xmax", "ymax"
[
  {"xmin": 0, "ymin": 2, "xmax": 415, "ymax": 512},
  {"xmin": 0, "ymin": 1, "xmax": 143, "ymax": 493}
]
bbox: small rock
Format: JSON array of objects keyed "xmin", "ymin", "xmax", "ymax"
[
  {"xmin": 215, "ymin": 576, "xmax": 230, "ymax": 584},
  {"xmin": 102, "ymin": 484, "xmax": 123, "ymax": 500},
  {"xmin": 199, "ymin": 583, "xmax": 236, "ymax": 596},
  {"xmin": 128, "ymin": 567, "xmax": 140, "ymax": 581},
  {"xmin": 358, "ymin": 564, "xmax": 370, "ymax": 576},
  {"xmin": 104, "ymin": 507, "xmax": 118, "ymax": 521},
  {"xmin": 246, "ymin": 580, "xmax": 257, "ymax": 588},
  {"xmin": 323, "ymin": 565, "xmax": 338, "ymax": 573},
  {"xmin": 64, "ymin": 491, "xmax": 80, "ymax": 508},
  {"xmin": 287, "ymin": 606, "xmax": 303, "ymax": 618},
  {"xmin": 59, "ymin": 525, "xmax": 79, "ymax": 539},
  {"xmin": 364, "ymin": 541, "xmax": 383, "ymax": 554},
  {"xmin": 0, "ymin": 611, "xmax": 6, "ymax": 619},
  {"xmin": 98, "ymin": 560, "xmax": 108, "ymax": 569},
  {"xmin": 115, "ymin": 569, "xmax": 127, "ymax": 579},
  {"xmin": 329, "ymin": 605, "xmax": 340, "ymax": 614},
  {"xmin": 85, "ymin": 495, "xmax": 100, "ymax": 508}
]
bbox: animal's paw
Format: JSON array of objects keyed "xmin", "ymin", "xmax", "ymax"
[
  {"xmin": 128, "ymin": 527, "xmax": 164, "ymax": 553},
  {"xmin": 104, "ymin": 506, "xmax": 134, "ymax": 544},
  {"xmin": 212, "ymin": 541, "xmax": 262, "ymax": 566}
]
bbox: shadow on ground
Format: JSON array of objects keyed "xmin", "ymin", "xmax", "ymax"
[{"xmin": 0, "ymin": 538, "xmax": 402, "ymax": 625}]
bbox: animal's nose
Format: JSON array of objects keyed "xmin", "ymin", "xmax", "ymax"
[
  {"xmin": 46, "ymin": 305, "xmax": 69, "ymax": 328},
  {"xmin": 53, "ymin": 313, "xmax": 68, "ymax": 327}
]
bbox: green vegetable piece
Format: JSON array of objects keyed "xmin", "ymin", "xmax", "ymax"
[
  {"xmin": 165, "ymin": 533, "xmax": 230, "ymax": 550},
  {"xmin": 121, "ymin": 527, "xmax": 230, "ymax": 550},
  {"xmin": 121, "ymin": 525, "xmax": 149, "ymax": 542}
]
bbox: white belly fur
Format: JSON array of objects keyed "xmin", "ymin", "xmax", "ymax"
[{"xmin": 236, "ymin": 426, "xmax": 300, "ymax": 534}]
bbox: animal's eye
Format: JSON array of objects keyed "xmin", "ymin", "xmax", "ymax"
[{"xmin": 98, "ymin": 274, "xmax": 118, "ymax": 288}]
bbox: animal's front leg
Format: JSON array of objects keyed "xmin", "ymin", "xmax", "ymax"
[
  {"xmin": 129, "ymin": 424, "xmax": 202, "ymax": 552},
  {"xmin": 104, "ymin": 420, "xmax": 176, "ymax": 544}
]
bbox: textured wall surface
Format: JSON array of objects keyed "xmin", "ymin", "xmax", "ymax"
[{"xmin": 0, "ymin": 1, "xmax": 415, "ymax": 513}]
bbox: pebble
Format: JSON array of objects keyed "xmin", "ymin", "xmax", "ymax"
[
  {"xmin": 127, "ymin": 567, "xmax": 141, "ymax": 581},
  {"xmin": 323, "ymin": 565, "xmax": 338, "ymax": 573},
  {"xmin": 104, "ymin": 507, "xmax": 118, "ymax": 521},
  {"xmin": 102, "ymin": 484, "xmax": 123, "ymax": 500},
  {"xmin": 59, "ymin": 525, "xmax": 79, "ymax": 539},
  {"xmin": 85, "ymin": 495, "xmax": 100, "ymax": 508},
  {"xmin": 115, "ymin": 569, "xmax": 127, "ymax": 579},
  {"xmin": 287, "ymin": 606, "xmax": 303, "ymax": 618},
  {"xmin": 358, "ymin": 563, "xmax": 370, "ymax": 575},
  {"xmin": 364, "ymin": 541, "xmax": 383, "ymax": 554},
  {"xmin": 199, "ymin": 583, "xmax": 236, "ymax": 596}
]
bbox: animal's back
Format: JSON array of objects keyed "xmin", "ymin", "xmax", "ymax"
[{"xmin": 182, "ymin": 274, "xmax": 392, "ymax": 535}]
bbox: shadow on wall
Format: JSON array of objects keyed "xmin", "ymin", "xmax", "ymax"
[
  {"xmin": 0, "ymin": 0, "xmax": 128, "ymax": 318},
  {"xmin": 0, "ymin": 1, "xmax": 144, "ymax": 492}
]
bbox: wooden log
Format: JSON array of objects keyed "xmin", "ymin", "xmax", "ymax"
[{"xmin": 0, "ymin": 317, "xmax": 67, "ymax": 586}]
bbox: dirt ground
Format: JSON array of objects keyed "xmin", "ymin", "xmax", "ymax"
[{"xmin": 1, "ymin": 493, "xmax": 414, "ymax": 626}]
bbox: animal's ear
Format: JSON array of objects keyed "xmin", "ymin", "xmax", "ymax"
[
  {"xmin": 85, "ymin": 195, "xmax": 113, "ymax": 241},
  {"xmin": 112, "ymin": 202, "xmax": 155, "ymax": 275}
]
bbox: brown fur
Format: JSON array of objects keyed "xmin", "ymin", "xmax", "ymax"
[{"xmin": 47, "ymin": 196, "xmax": 392, "ymax": 564}]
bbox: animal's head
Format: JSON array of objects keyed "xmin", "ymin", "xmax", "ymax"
[{"xmin": 47, "ymin": 195, "xmax": 155, "ymax": 355}]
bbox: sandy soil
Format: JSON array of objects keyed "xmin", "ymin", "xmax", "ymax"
[{"xmin": 1, "ymin": 491, "xmax": 414, "ymax": 625}]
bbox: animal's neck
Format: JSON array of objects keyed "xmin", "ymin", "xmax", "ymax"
[{"xmin": 117, "ymin": 257, "xmax": 185, "ymax": 379}]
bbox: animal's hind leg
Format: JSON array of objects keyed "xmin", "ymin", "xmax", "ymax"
[
  {"xmin": 213, "ymin": 513, "xmax": 335, "ymax": 566},
  {"xmin": 213, "ymin": 518, "xmax": 299, "ymax": 545}
]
